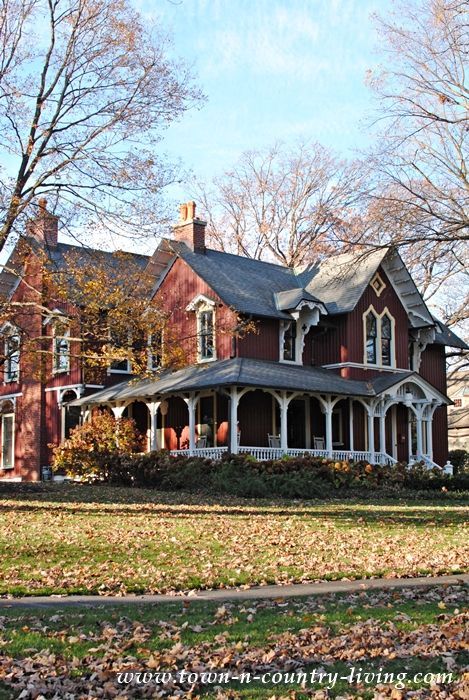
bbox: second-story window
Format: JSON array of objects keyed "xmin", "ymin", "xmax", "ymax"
[
  {"xmin": 109, "ymin": 329, "xmax": 131, "ymax": 373},
  {"xmin": 381, "ymin": 313, "xmax": 392, "ymax": 366},
  {"xmin": 53, "ymin": 323, "xmax": 70, "ymax": 373},
  {"xmin": 365, "ymin": 311, "xmax": 378, "ymax": 364},
  {"xmin": 199, "ymin": 309, "xmax": 214, "ymax": 360},
  {"xmin": 364, "ymin": 306, "xmax": 395, "ymax": 367},
  {"xmin": 148, "ymin": 330, "xmax": 163, "ymax": 371},
  {"xmin": 4, "ymin": 331, "xmax": 20, "ymax": 383},
  {"xmin": 283, "ymin": 321, "xmax": 297, "ymax": 362}
]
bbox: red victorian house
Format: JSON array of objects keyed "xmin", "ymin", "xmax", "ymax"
[{"xmin": 0, "ymin": 201, "xmax": 467, "ymax": 480}]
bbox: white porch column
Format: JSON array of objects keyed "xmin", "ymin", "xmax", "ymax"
[
  {"xmin": 348, "ymin": 398, "xmax": 354, "ymax": 452},
  {"xmin": 279, "ymin": 392, "xmax": 289, "ymax": 452},
  {"xmin": 229, "ymin": 387, "xmax": 239, "ymax": 454},
  {"xmin": 425, "ymin": 419, "xmax": 433, "ymax": 460},
  {"xmin": 111, "ymin": 403, "xmax": 128, "ymax": 447},
  {"xmin": 146, "ymin": 400, "xmax": 161, "ymax": 452},
  {"xmin": 323, "ymin": 398, "xmax": 333, "ymax": 458},
  {"xmin": 367, "ymin": 409, "xmax": 375, "ymax": 464},
  {"xmin": 184, "ymin": 394, "xmax": 197, "ymax": 453},
  {"xmin": 416, "ymin": 411, "xmax": 424, "ymax": 458},
  {"xmin": 378, "ymin": 406, "xmax": 387, "ymax": 464},
  {"xmin": 111, "ymin": 403, "xmax": 127, "ymax": 420}
]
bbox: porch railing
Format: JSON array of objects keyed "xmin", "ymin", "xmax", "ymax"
[{"xmin": 170, "ymin": 446, "xmax": 398, "ymax": 465}]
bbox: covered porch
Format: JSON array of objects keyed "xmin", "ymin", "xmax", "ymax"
[{"xmin": 70, "ymin": 358, "xmax": 450, "ymax": 469}]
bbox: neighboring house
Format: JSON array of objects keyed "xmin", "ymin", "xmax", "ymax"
[
  {"xmin": 0, "ymin": 201, "xmax": 467, "ymax": 481},
  {"xmin": 447, "ymin": 371, "xmax": 469, "ymax": 451}
]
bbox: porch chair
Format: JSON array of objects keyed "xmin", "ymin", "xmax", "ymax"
[
  {"xmin": 196, "ymin": 435, "xmax": 207, "ymax": 448},
  {"xmin": 313, "ymin": 436, "xmax": 325, "ymax": 450},
  {"xmin": 268, "ymin": 434, "xmax": 281, "ymax": 448}
]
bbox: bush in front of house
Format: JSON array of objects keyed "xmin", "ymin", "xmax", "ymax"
[
  {"xmin": 52, "ymin": 410, "xmax": 142, "ymax": 479},
  {"xmin": 449, "ymin": 449, "xmax": 469, "ymax": 474},
  {"xmin": 88, "ymin": 450, "xmax": 469, "ymax": 498}
]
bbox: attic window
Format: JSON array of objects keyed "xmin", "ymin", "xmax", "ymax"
[{"xmin": 371, "ymin": 272, "xmax": 386, "ymax": 297}]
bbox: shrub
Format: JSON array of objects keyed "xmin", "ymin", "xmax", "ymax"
[
  {"xmin": 52, "ymin": 410, "xmax": 141, "ymax": 480},
  {"xmin": 449, "ymin": 449, "xmax": 469, "ymax": 474}
]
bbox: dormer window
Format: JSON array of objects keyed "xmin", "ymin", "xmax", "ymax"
[
  {"xmin": 283, "ymin": 321, "xmax": 297, "ymax": 361},
  {"xmin": 4, "ymin": 330, "xmax": 20, "ymax": 383},
  {"xmin": 186, "ymin": 294, "xmax": 217, "ymax": 363},
  {"xmin": 363, "ymin": 306, "xmax": 395, "ymax": 367}
]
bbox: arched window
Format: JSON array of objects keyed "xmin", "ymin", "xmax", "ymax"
[
  {"xmin": 366, "ymin": 311, "xmax": 378, "ymax": 364},
  {"xmin": 381, "ymin": 314, "xmax": 392, "ymax": 366}
]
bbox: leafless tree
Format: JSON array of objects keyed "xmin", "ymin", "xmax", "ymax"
[
  {"xmin": 0, "ymin": 0, "xmax": 203, "ymax": 252},
  {"xmin": 195, "ymin": 140, "xmax": 367, "ymax": 268}
]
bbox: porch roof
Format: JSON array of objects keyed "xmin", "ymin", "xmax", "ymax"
[{"xmin": 69, "ymin": 358, "xmax": 420, "ymax": 407}]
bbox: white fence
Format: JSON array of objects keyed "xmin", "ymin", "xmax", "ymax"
[{"xmin": 170, "ymin": 445, "xmax": 398, "ymax": 465}]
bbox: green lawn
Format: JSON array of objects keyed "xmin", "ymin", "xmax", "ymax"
[
  {"xmin": 0, "ymin": 584, "xmax": 467, "ymax": 698},
  {"xmin": 0, "ymin": 483, "xmax": 467, "ymax": 596}
]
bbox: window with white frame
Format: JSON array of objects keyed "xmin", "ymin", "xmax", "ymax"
[
  {"xmin": 148, "ymin": 330, "xmax": 163, "ymax": 371},
  {"xmin": 186, "ymin": 295, "xmax": 217, "ymax": 363},
  {"xmin": 109, "ymin": 329, "xmax": 131, "ymax": 373},
  {"xmin": 1, "ymin": 413, "xmax": 14, "ymax": 469},
  {"xmin": 363, "ymin": 306, "xmax": 395, "ymax": 367},
  {"xmin": 283, "ymin": 320, "xmax": 297, "ymax": 362},
  {"xmin": 4, "ymin": 330, "xmax": 20, "ymax": 382},
  {"xmin": 198, "ymin": 309, "xmax": 215, "ymax": 360},
  {"xmin": 53, "ymin": 321, "xmax": 70, "ymax": 373}
]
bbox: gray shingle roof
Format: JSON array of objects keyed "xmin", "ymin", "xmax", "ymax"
[
  {"xmin": 432, "ymin": 317, "xmax": 468, "ymax": 350},
  {"xmin": 69, "ymin": 358, "xmax": 410, "ymax": 406},
  {"xmin": 168, "ymin": 241, "xmax": 298, "ymax": 319},
  {"xmin": 297, "ymin": 249, "xmax": 389, "ymax": 314},
  {"xmin": 274, "ymin": 288, "xmax": 324, "ymax": 311}
]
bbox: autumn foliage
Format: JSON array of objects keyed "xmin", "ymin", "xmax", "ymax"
[{"xmin": 52, "ymin": 411, "xmax": 141, "ymax": 478}]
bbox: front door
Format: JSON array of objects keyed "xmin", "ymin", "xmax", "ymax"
[{"xmin": 287, "ymin": 399, "xmax": 306, "ymax": 448}]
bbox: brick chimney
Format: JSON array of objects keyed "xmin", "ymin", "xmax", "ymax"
[
  {"xmin": 26, "ymin": 198, "xmax": 58, "ymax": 248},
  {"xmin": 173, "ymin": 201, "xmax": 206, "ymax": 253}
]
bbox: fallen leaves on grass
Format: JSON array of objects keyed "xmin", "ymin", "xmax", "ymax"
[
  {"xmin": 0, "ymin": 486, "xmax": 467, "ymax": 596},
  {"xmin": 0, "ymin": 586, "xmax": 468, "ymax": 698}
]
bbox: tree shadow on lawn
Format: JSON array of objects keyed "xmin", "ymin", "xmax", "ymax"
[{"xmin": 0, "ymin": 484, "xmax": 467, "ymax": 526}]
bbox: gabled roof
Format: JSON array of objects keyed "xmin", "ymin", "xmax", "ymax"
[{"xmin": 296, "ymin": 249, "xmax": 389, "ymax": 314}]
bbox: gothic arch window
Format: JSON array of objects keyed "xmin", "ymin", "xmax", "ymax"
[
  {"xmin": 381, "ymin": 313, "xmax": 392, "ymax": 366},
  {"xmin": 363, "ymin": 306, "xmax": 395, "ymax": 367},
  {"xmin": 365, "ymin": 310, "xmax": 378, "ymax": 364},
  {"xmin": 52, "ymin": 319, "xmax": 70, "ymax": 374}
]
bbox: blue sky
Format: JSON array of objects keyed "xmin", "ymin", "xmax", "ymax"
[{"xmin": 139, "ymin": 0, "xmax": 386, "ymax": 194}]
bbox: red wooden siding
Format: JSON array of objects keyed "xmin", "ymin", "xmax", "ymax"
[
  {"xmin": 155, "ymin": 258, "xmax": 237, "ymax": 364},
  {"xmin": 237, "ymin": 318, "xmax": 279, "ymax": 361},
  {"xmin": 419, "ymin": 345, "xmax": 447, "ymax": 394},
  {"xmin": 346, "ymin": 266, "xmax": 409, "ymax": 378},
  {"xmin": 304, "ymin": 317, "xmax": 347, "ymax": 368}
]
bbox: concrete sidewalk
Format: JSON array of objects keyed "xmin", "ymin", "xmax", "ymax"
[{"xmin": 1, "ymin": 574, "xmax": 467, "ymax": 608}]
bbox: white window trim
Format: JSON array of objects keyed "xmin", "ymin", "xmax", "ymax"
[
  {"xmin": 1, "ymin": 412, "xmax": 15, "ymax": 470},
  {"xmin": 362, "ymin": 305, "xmax": 396, "ymax": 368},
  {"xmin": 279, "ymin": 319, "xmax": 302, "ymax": 365},
  {"xmin": 147, "ymin": 331, "xmax": 164, "ymax": 371},
  {"xmin": 53, "ymin": 326, "xmax": 70, "ymax": 375},
  {"xmin": 108, "ymin": 331, "xmax": 132, "ymax": 374},
  {"xmin": 187, "ymin": 294, "xmax": 217, "ymax": 363},
  {"xmin": 4, "ymin": 326, "xmax": 20, "ymax": 383}
]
